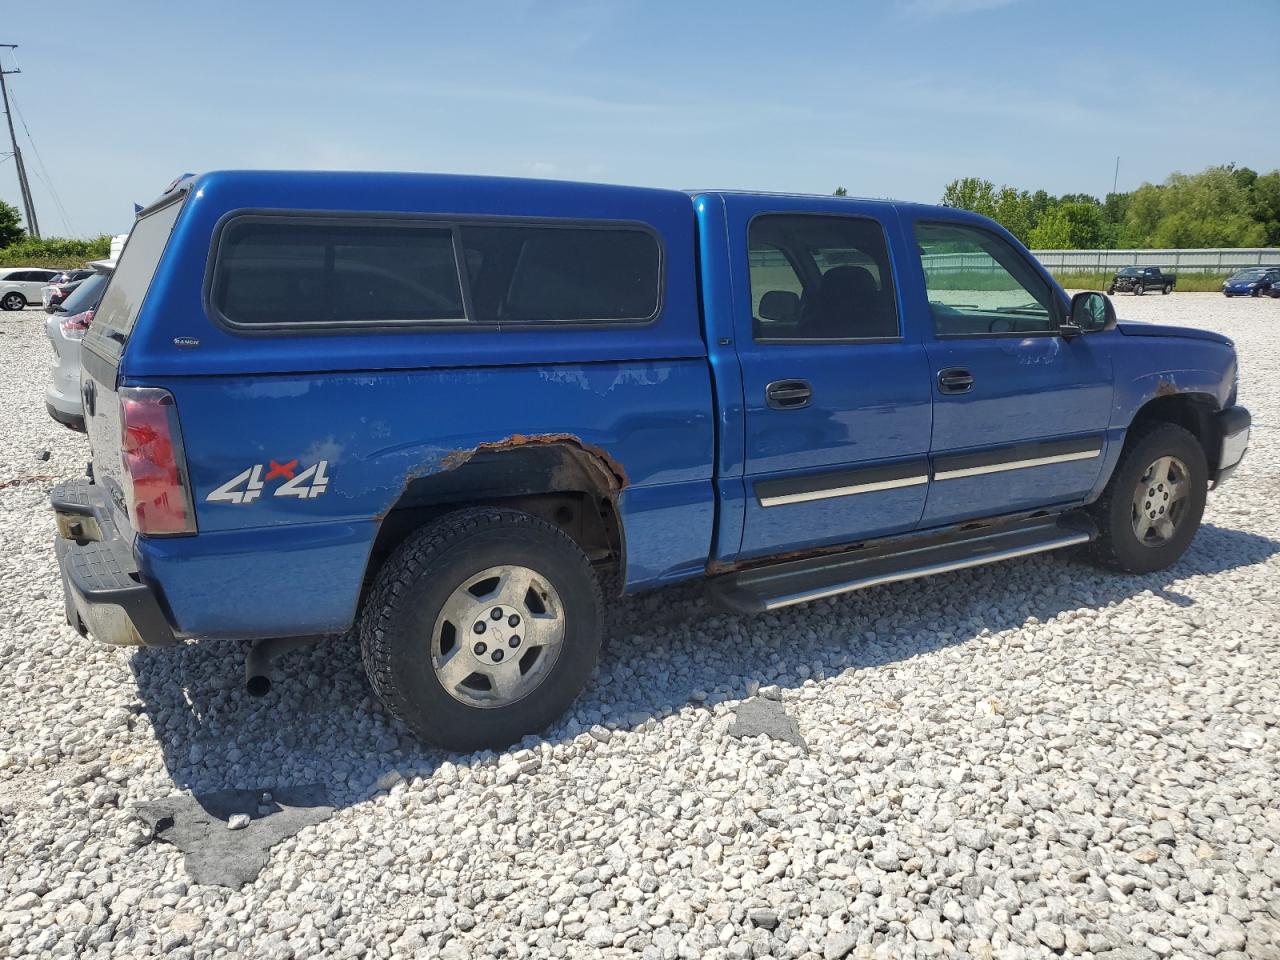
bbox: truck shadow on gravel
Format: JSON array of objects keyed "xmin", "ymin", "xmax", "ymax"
[{"xmin": 130, "ymin": 522, "xmax": 1278, "ymax": 816}]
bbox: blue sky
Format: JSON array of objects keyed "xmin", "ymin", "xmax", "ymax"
[{"xmin": 4, "ymin": 0, "xmax": 1278, "ymax": 237}]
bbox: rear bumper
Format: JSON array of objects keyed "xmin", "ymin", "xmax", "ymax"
[
  {"xmin": 1214, "ymin": 405, "xmax": 1250, "ymax": 487},
  {"xmin": 46, "ymin": 400, "xmax": 85, "ymax": 432},
  {"xmin": 52, "ymin": 478, "xmax": 177, "ymax": 648}
]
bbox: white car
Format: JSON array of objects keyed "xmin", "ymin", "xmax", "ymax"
[
  {"xmin": 0, "ymin": 267, "xmax": 61, "ymax": 310},
  {"xmin": 45, "ymin": 261, "xmax": 115, "ymax": 431}
]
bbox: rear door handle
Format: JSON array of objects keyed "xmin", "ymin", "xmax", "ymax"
[
  {"xmin": 765, "ymin": 379, "xmax": 812, "ymax": 410},
  {"xmin": 937, "ymin": 368, "xmax": 974, "ymax": 394}
]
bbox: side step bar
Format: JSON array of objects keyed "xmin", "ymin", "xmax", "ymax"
[{"xmin": 709, "ymin": 514, "xmax": 1095, "ymax": 614}]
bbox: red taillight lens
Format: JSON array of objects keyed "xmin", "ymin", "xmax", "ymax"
[
  {"xmin": 59, "ymin": 309, "xmax": 94, "ymax": 339},
  {"xmin": 119, "ymin": 387, "xmax": 197, "ymax": 536}
]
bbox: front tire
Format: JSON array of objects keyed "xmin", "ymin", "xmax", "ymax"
[
  {"xmin": 0, "ymin": 292, "xmax": 25, "ymax": 311},
  {"xmin": 360, "ymin": 507, "xmax": 602, "ymax": 751},
  {"xmin": 1133, "ymin": 283, "xmax": 1144, "ymax": 296},
  {"xmin": 1086, "ymin": 422, "xmax": 1207, "ymax": 574}
]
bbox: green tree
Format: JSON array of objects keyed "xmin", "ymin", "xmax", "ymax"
[
  {"xmin": 0, "ymin": 200, "xmax": 25, "ymax": 248},
  {"xmin": 941, "ymin": 177, "xmax": 997, "ymax": 217},
  {"xmin": 1028, "ymin": 202, "xmax": 1103, "ymax": 249},
  {"xmin": 1248, "ymin": 171, "xmax": 1280, "ymax": 245},
  {"xmin": 833, "ymin": 186, "xmax": 848, "ymax": 197},
  {"xmin": 992, "ymin": 186, "xmax": 1035, "ymax": 244},
  {"xmin": 1129, "ymin": 166, "xmax": 1267, "ymax": 247},
  {"xmin": 1058, "ymin": 192, "xmax": 1101, "ymax": 207}
]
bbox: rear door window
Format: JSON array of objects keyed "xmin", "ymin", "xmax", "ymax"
[
  {"xmin": 748, "ymin": 214, "xmax": 899, "ymax": 341},
  {"xmin": 96, "ymin": 199, "xmax": 185, "ymax": 337},
  {"xmin": 58, "ymin": 271, "xmax": 110, "ymax": 314}
]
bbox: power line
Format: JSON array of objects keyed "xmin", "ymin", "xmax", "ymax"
[{"xmin": 7, "ymin": 86, "xmax": 75, "ymax": 235}]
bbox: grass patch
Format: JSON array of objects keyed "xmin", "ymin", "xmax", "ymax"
[{"xmin": 1051, "ymin": 271, "xmax": 1232, "ymax": 293}]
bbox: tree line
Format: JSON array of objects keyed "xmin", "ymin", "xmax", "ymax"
[{"xmin": 936, "ymin": 164, "xmax": 1280, "ymax": 250}]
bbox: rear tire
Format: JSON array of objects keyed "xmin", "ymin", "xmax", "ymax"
[
  {"xmin": 1162, "ymin": 284, "xmax": 1172, "ymax": 295},
  {"xmin": 0, "ymin": 292, "xmax": 25, "ymax": 311},
  {"xmin": 360, "ymin": 507, "xmax": 602, "ymax": 751},
  {"xmin": 1086, "ymin": 422, "xmax": 1207, "ymax": 574}
]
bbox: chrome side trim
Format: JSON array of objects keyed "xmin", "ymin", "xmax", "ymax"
[
  {"xmin": 933, "ymin": 448, "xmax": 1100, "ymax": 481},
  {"xmin": 758, "ymin": 473, "xmax": 929, "ymax": 508},
  {"xmin": 763, "ymin": 529, "xmax": 1091, "ymax": 610}
]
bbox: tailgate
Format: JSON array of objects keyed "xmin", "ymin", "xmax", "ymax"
[{"xmin": 80, "ymin": 198, "xmax": 185, "ymax": 518}]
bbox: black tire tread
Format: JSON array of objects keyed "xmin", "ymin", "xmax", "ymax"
[
  {"xmin": 359, "ymin": 507, "xmax": 602, "ymax": 745},
  {"xmin": 1085, "ymin": 420, "xmax": 1204, "ymax": 572}
]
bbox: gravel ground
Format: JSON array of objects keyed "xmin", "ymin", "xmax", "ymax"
[{"xmin": 1, "ymin": 294, "xmax": 1278, "ymax": 959}]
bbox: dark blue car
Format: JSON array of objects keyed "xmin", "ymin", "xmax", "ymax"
[
  {"xmin": 50, "ymin": 171, "xmax": 1252, "ymax": 749},
  {"xmin": 1222, "ymin": 267, "xmax": 1280, "ymax": 297}
]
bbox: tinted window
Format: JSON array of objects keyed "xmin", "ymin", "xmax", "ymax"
[
  {"xmin": 59, "ymin": 271, "xmax": 110, "ymax": 314},
  {"xmin": 748, "ymin": 214, "xmax": 898, "ymax": 341},
  {"xmin": 460, "ymin": 225, "xmax": 659, "ymax": 324},
  {"xmin": 215, "ymin": 220, "xmax": 463, "ymax": 326},
  {"xmin": 96, "ymin": 199, "xmax": 184, "ymax": 336},
  {"xmin": 915, "ymin": 221, "xmax": 1055, "ymax": 336}
]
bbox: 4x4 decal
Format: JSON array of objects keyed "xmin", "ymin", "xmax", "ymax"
[{"xmin": 207, "ymin": 460, "xmax": 330, "ymax": 504}]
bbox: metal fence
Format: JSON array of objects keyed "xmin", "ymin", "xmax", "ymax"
[
  {"xmin": 751, "ymin": 247, "xmax": 1280, "ymax": 276},
  {"xmin": 1031, "ymin": 248, "xmax": 1280, "ymax": 274}
]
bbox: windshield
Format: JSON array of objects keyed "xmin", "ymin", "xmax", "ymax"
[
  {"xmin": 1118, "ymin": 267, "xmax": 1140, "ymax": 276},
  {"xmin": 95, "ymin": 198, "xmax": 184, "ymax": 336},
  {"xmin": 1231, "ymin": 269, "xmax": 1266, "ymax": 281},
  {"xmin": 58, "ymin": 271, "xmax": 110, "ymax": 314}
]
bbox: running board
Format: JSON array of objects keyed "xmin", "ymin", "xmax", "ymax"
[{"xmin": 709, "ymin": 514, "xmax": 1095, "ymax": 614}]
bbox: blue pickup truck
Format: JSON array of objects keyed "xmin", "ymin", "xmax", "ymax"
[{"xmin": 51, "ymin": 171, "xmax": 1250, "ymax": 750}]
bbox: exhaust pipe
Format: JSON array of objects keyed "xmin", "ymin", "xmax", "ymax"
[{"xmin": 245, "ymin": 636, "xmax": 320, "ymax": 696}]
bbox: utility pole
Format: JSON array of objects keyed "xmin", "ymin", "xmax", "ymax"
[
  {"xmin": 1111, "ymin": 156, "xmax": 1120, "ymax": 199},
  {"xmin": 0, "ymin": 44, "xmax": 40, "ymax": 239}
]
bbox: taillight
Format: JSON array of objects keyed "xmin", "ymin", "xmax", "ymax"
[
  {"xmin": 119, "ymin": 387, "xmax": 197, "ymax": 536},
  {"xmin": 59, "ymin": 309, "xmax": 94, "ymax": 339}
]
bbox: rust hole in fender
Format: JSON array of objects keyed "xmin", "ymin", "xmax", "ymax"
[{"xmin": 439, "ymin": 433, "xmax": 628, "ymax": 491}]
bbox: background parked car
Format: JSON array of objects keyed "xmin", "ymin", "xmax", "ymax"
[
  {"xmin": 41, "ymin": 272, "xmax": 93, "ymax": 313},
  {"xmin": 47, "ymin": 268, "xmax": 94, "ymax": 286},
  {"xmin": 44, "ymin": 261, "xmax": 114, "ymax": 432},
  {"xmin": 1107, "ymin": 266, "xmax": 1175, "ymax": 295},
  {"xmin": 0, "ymin": 267, "xmax": 60, "ymax": 310},
  {"xmin": 42, "ymin": 269, "xmax": 95, "ymax": 312},
  {"xmin": 1222, "ymin": 267, "xmax": 1280, "ymax": 297}
]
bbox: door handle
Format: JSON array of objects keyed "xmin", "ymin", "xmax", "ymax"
[
  {"xmin": 765, "ymin": 379, "xmax": 812, "ymax": 410},
  {"xmin": 937, "ymin": 368, "xmax": 974, "ymax": 394}
]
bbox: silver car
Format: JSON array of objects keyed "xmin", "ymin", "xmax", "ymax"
[{"xmin": 45, "ymin": 261, "xmax": 114, "ymax": 431}]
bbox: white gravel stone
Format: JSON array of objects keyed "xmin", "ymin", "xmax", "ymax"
[{"xmin": 1, "ymin": 294, "xmax": 1279, "ymax": 957}]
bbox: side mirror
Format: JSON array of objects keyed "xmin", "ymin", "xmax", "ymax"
[
  {"xmin": 759, "ymin": 289, "xmax": 801, "ymax": 323},
  {"xmin": 1067, "ymin": 290, "xmax": 1116, "ymax": 335}
]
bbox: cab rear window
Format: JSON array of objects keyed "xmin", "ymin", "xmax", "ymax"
[
  {"xmin": 95, "ymin": 198, "xmax": 184, "ymax": 336},
  {"xmin": 210, "ymin": 216, "xmax": 661, "ymax": 329}
]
